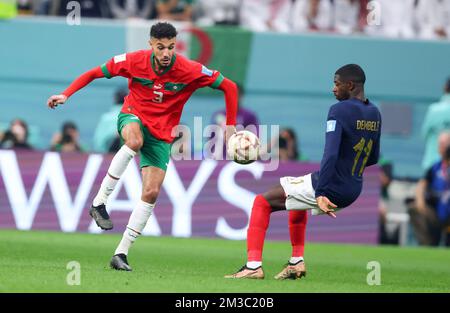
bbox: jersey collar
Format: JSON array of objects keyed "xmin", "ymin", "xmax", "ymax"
[
  {"xmin": 151, "ymin": 51, "xmax": 176, "ymax": 76},
  {"xmin": 351, "ymin": 97, "xmax": 370, "ymax": 105}
]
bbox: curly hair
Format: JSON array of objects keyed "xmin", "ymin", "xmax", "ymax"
[{"xmin": 150, "ymin": 22, "xmax": 178, "ymax": 39}]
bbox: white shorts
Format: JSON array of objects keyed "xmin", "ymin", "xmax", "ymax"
[{"xmin": 280, "ymin": 173, "xmax": 336, "ymax": 216}]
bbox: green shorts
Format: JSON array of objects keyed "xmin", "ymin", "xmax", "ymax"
[{"xmin": 117, "ymin": 113, "xmax": 171, "ymax": 171}]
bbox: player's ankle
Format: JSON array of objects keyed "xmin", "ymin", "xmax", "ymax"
[
  {"xmin": 92, "ymin": 198, "xmax": 105, "ymax": 207},
  {"xmin": 289, "ymin": 257, "xmax": 304, "ymax": 265},
  {"xmin": 246, "ymin": 261, "xmax": 262, "ymax": 269}
]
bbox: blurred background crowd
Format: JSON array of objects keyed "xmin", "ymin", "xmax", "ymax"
[{"xmin": 9, "ymin": 0, "xmax": 450, "ymax": 40}]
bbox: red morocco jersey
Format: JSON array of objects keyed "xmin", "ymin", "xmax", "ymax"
[{"xmin": 100, "ymin": 50, "xmax": 224, "ymax": 143}]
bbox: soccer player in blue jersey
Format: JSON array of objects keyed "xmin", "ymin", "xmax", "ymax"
[{"xmin": 225, "ymin": 64, "xmax": 382, "ymax": 280}]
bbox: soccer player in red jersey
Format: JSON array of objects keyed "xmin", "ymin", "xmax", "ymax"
[{"xmin": 47, "ymin": 22, "xmax": 238, "ymax": 271}]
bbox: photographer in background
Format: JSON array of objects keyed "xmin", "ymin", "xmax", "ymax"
[
  {"xmin": 0, "ymin": 118, "xmax": 33, "ymax": 150},
  {"xmin": 409, "ymin": 132, "xmax": 450, "ymax": 246},
  {"xmin": 277, "ymin": 128, "xmax": 308, "ymax": 162},
  {"xmin": 50, "ymin": 121, "xmax": 84, "ymax": 153},
  {"xmin": 378, "ymin": 157, "xmax": 399, "ymax": 244}
]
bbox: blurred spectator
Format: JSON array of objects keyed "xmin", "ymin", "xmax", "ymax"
[
  {"xmin": 333, "ymin": 0, "xmax": 361, "ymax": 35},
  {"xmin": 0, "ymin": 119, "xmax": 33, "ymax": 150},
  {"xmin": 17, "ymin": 0, "xmax": 33, "ymax": 14},
  {"xmin": 195, "ymin": 0, "xmax": 239, "ymax": 26},
  {"xmin": 16, "ymin": 0, "xmax": 52, "ymax": 15},
  {"xmin": 377, "ymin": 157, "xmax": 400, "ymax": 244},
  {"xmin": 364, "ymin": 0, "xmax": 416, "ymax": 39},
  {"xmin": 416, "ymin": 0, "xmax": 450, "ymax": 40},
  {"xmin": 49, "ymin": 0, "xmax": 111, "ymax": 18},
  {"xmin": 277, "ymin": 128, "xmax": 307, "ymax": 161},
  {"xmin": 50, "ymin": 121, "xmax": 84, "ymax": 153},
  {"xmin": 421, "ymin": 78, "xmax": 450, "ymax": 170},
  {"xmin": 156, "ymin": 0, "xmax": 194, "ymax": 22},
  {"xmin": 409, "ymin": 132, "xmax": 450, "ymax": 246},
  {"xmin": 291, "ymin": 0, "xmax": 333, "ymax": 33},
  {"xmin": 267, "ymin": 128, "xmax": 306, "ymax": 162},
  {"xmin": 240, "ymin": 0, "xmax": 292, "ymax": 33},
  {"xmin": 357, "ymin": 0, "xmax": 369, "ymax": 30},
  {"xmin": 109, "ymin": 0, "xmax": 156, "ymax": 20},
  {"xmin": 93, "ymin": 87, "xmax": 127, "ymax": 153}
]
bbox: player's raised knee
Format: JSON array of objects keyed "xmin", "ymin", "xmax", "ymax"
[{"xmin": 125, "ymin": 138, "xmax": 143, "ymax": 152}]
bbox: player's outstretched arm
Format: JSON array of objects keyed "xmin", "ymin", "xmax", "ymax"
[
  {"xmin": 47, "ymin": 66, "xmax": 105, "ymax": 109},
  {"xmin": 217, "ymin": 77, "xmax": 238, "ymax": 143},
  {"xmin": 315, "ymin": 106, "xmax": 342, "ymax": 218}
]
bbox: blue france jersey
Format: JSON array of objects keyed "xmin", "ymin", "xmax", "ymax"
[
  {"xmin": 312, "ymin": 98, "xmax": 382, "ymax": 208},
  {"xmin": 424, "ymin": 161, "xmax": 450, "ymax": 222}
]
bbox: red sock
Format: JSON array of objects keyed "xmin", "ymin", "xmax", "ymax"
[
  {"xmin": 247, "ymin": 195, "xmax": 271, "ymax": 262},
  {"xmin": 289, "ymin": 210, "xmax": 308, "ymax": 257}
]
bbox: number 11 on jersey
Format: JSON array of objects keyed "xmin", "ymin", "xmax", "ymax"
[{"xmin": 352, "ymin": 137, "xmax": 373, "ymax": 177}]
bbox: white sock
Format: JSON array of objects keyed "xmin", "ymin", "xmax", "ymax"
[
  {"xmin": 114, "ymin": 227, "xmax": 140, "ymax": 256},
  {"xmin": 93, "ymin": 145, "xmax": 136, "ymax": 206},
  {"xmin": 289, "ymin": 256, "xmax": 304, "ymax": 265},
  {"xmin": 246, "ymin": 261, "xmax": 262, "ymax": 269},
  {"xmin": 114, "ymin": 200, "xmax": 155, "ymax": 255},
  {"xmin": 93, "ymin": 175, "xmax": 118, "ymax": 207}
]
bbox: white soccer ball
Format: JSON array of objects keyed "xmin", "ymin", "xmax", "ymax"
[{"xmin": 227, "ymin": 130, "xmax": 260, "ymax": 165}]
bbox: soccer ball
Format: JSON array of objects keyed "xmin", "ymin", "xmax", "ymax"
[{"xmin": 227, "ymin": 130, "xmax": 260, "ymax": 164}]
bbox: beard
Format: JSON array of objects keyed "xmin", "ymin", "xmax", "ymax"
[{"xmin": 156, "ymin": 57, "xmax": 171, "ymax": 68}]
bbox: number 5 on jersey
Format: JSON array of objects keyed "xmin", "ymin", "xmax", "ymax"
[{"xmin": 153, "ymin": 90, "xmax": 163, "ymax": 103}]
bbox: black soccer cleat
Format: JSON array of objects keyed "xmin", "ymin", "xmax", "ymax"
[
  {"xmin": 89, "ymin": 204, "xmax": 113, "ymax": 230},
  {"xmin": 110, "ymin": 253, "xmax": 132, "ymax": 271}
]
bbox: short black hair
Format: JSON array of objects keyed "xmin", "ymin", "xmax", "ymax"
[
  {"xmin": 62, "ymin": 121, "xmax": 77, "ymax": 133},
  {"xmin": 335, "ymin": 64, "xmax": 366, "ymax": 84},
  {"xmin": 150, "ymin": 22, "xmax": 177, "ymax": 39},
  {"xmin": 445, "ymin": 77, "xmax": 450, "ymax": 93}
]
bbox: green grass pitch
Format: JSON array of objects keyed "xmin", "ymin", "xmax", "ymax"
[{"xmin": 0, "ymin": 229, "xmax": 449, "ymax": 293}]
